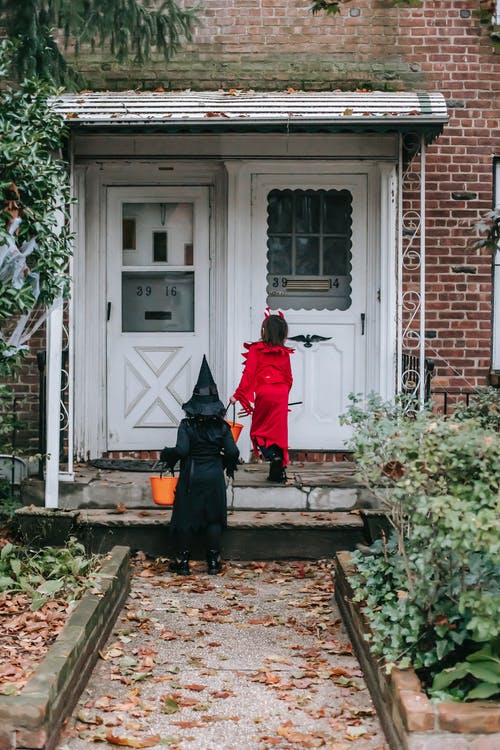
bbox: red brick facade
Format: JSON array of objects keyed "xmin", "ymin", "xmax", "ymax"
[{"xmin": 75, "ymin": 0, "xmax": 499, "ymax": 391}]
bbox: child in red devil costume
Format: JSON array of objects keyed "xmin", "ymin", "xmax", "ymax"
[{"xmin": 230, "ymin": 310, "xmax": 293, "ymax": 483}]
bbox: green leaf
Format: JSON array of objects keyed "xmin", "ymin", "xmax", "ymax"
[
  {"xmin": 10, "ymin": 558, "xmax": 21, "ymax": 577},
  {"xmin": 30, "ymin": 595, "xmax": 45, "ymax": 611},
  {"xmin": 0, "ymin": 575, "xmax": 16, "ymax": 589},
  {"xmin": 1, "ymin": 543, "xmax": 14, "ymax": 559},
  {"xmin": 36, "ymin": 578, "xmax": 64, "ymax": 595},
  {"xmin": 467, "ymin": 662, "xmax": 500, "ymax": 684},
  {"xmin": 161, "ymin": 697, "xmax": 180, "ymax": 715},
  {"xmin": 466, "ymin": 683, "xmax": 500, "ymax": 700},
  {"xmin": 431, "ymin": 662, "xmax": 469, "ymax": 690}
]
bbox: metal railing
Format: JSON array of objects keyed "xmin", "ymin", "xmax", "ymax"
[
  {"xmin": 401, "ymin": 351, "xmax": 434, "ymax": 404},
  {"xmin": 429, "ymin": 389, "xmax": 477, "ymax": 417},
  {"xmin": 36, "ymin": 348, "xmax": 69, "ymax": 478}
]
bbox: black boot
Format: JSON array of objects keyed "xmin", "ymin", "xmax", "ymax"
[
  {"xmin": 206, "ymin": 549, "xmax": 222, "ymax": 575},
  {"xmin": 169, "ymin": 550, "xmax": 191, "ymax": 575},
  {"xmin": 267, "ymin": 457, "xmax": 287, "ymax": 483}
]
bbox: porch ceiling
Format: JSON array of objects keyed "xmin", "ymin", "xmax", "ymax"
[{"xmin": 54, "ymin": 90, "xmax": 448, "ymax": 141}]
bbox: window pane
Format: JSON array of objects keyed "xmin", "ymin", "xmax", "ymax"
[
  {"xmin": 323, "ymin": 237, "xmax": 351, "ymax": 276},
  {"xmin": 296, "ymin": 236, "xmax": 319, "ymax": 275},
  {"xmin": 122, "ymin": 271, "xmax": 194, "ymax": 332},
  {"xmin": 266, "ymin": 188, "xmax": 352, "ymax": 311},
  {"xmin": 267, "ymin": 236, "xmax": 292, "ymax": 274},
  {"xmin": 122, "ymin": 202, "xmax": 192, "ymax": 266},
  {"xmin": 295, "ymin": 193, "xmax": 320, "ymax": 233},
  {"xmin": 323, "ymin": 191, "xmax": 351, "ymax": 234},
  {"xmin": 153, "ymin": 231, "xmax": 168, "ymax": 262},
  {"xmin": 268, "ymin": 190, "xmax": 293, "ymax": 233}
]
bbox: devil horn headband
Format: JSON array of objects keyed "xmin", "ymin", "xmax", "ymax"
[{"xmin": 264, "ymin": 307, "xmax": 284, "ymax": 319}]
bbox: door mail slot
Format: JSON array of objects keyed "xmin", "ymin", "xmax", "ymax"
[
  {"xmin": 122, "ymin": 271, "xmax": 194, "ymax": 332},
  {"xmin": 145, "ymin": 311, "xmax": 172, "ymax": 320}
]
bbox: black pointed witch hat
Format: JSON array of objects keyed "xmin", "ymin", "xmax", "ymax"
[{"xmin": 182, "ymin": 355, "xmax": 225, "ymax": 417}]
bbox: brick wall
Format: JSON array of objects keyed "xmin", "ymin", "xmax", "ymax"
[{"xmin": 69, "ymin": 0, "xmax": 500, "ymax": 392}]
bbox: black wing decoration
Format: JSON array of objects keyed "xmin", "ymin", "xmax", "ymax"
[{"xmin": 288, "ymin": 334, "xmax": 332, "ymax": 349}]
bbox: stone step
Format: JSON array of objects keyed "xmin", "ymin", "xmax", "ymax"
[
  {"xmin": 22, "ymin": 461, "xmax": 375, "ymax": 513},
  {"xmin": 15, "ymin": 507, "xmax": 369, "ymax": 560}
]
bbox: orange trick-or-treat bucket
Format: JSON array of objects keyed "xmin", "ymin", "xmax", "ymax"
[
  {"xmin": 150, "ymin": 475, "xmax": 178, "ymax": 506},
  {"xmin": 226, "ymin": 420, "xmax": 243, "ymax": 443}
]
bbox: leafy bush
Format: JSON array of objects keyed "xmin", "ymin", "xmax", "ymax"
[
  {"xmin": 343, "ymin": 394, "xmax": 500, "ymax": 699},
  {"xmin": 0, "ymin": 536, "xmax": 102, "ymax": 611},
  {"xmin": 452, "ymin": 387, "xmax": 500, "ymax": 433}
]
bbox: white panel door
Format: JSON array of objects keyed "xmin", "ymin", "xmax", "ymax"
[
  {"xmin": 106, "ymin": 187, "xmax": 210, "ymax": 450},
  {"xmin": 252, "ymin": 174, "xmax": 370, "ymax": 449}
]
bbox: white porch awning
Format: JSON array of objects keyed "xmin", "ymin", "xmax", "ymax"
[{"xmin": 53, "ymin": 90, "xmax": 448, "ymax": 139}]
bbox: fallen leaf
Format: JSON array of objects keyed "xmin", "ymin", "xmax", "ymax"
[
  {"xmin": 105, "ymin": 734, "xmax": 161, "ymax": 748},
  {"xmin": 161, "ymin": 696, "xmax": 180, "ymax": 714}
]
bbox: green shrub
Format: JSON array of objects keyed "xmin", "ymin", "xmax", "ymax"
[
  {"xmin": 0, "ymin": 536, "xmax": 102, "ymax": 610},
  {"xmin": 452, "ymin": 387, "xmax": 500, "ymax": 433},
  {"xmin": 343, "ymin": 395, "xmax": 500, "ymax": 698}
]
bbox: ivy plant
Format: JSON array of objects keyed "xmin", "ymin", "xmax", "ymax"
[
  {"xmin": 342, "ymin": 394, "xmax": 500, "ymax": 697},
  {"xmin": 0, "ymin": 39, "xmax": 72, "ymax": 372}
]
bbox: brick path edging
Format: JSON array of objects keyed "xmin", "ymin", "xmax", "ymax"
[
  {"xmin": 335, "ymin": 551, "xmax": 500, "ymax": 750},
  {"xmin": 0, "ymin": 545, "xmax": 130, "ymax": 750}
]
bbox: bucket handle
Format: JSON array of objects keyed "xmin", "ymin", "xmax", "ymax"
[
  {"xmin": 153, "ymin": 457, "xmax": 175, "ymax": 478},
  {"xmin": 224, "ymin": 401, "xmax": 236, "ymax": 426}
]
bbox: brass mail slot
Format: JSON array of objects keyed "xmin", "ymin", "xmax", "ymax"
[{"xmin": 285, "ymin": 279, "xmax": 331, "ymax": 292}]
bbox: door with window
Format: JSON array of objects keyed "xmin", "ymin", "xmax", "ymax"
[
  {"xmin": 252, "ymin": 174, "xmax": 369, "ymax": 449},
  {"xmin": 106, "ymin": 187, "xmax": 210, "ymax": 450}
]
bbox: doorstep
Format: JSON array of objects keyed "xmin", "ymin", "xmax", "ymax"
[
  {"xmin": 0, "ymin": 546, "xmax": 130, "ymax": 750},
  {"xmin": 335, "ymin": 551, "xmax": 500, "ymax": 750},
  {"xmin": 21, "ymin": 461, "xmax": 377, "ymax": 512}
]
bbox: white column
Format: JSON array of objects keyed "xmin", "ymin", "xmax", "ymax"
[
  {"xmin": 493, "ymin": 250, "xmax": 500, "ymax": 370},
  {"xmin": 44, "ymin": 300, "xmax": 63, "ymax": 508},
  {"xmin": 419, "ymin": 136, "xmax": 426, "ymax": 407},
  {"xmin": 396, "ymin": 133, "xmax": 403, "ymax": 394}
]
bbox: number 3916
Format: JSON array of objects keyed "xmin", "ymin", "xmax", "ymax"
[{"xmin": 136, "ymin": 285, "xmax": 177, "ymax": 296}]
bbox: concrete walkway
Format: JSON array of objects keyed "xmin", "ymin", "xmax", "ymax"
[{"xmin": 58, "ymin": 558, "xmax": 388, "ymax": 750}]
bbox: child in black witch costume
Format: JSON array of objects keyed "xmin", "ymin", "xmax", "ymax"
[{"xmin": 160, "ymin": 356, "xmax": 239, "ymax": 576}]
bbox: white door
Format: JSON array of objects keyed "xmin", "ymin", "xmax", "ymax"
[
  {"xmin": 106, "ymin": 186, "xmax": 210, "ymax": 450},
  {"xmin": 251, "ymin": 174, "xmax": 370, "ymax": 449}
]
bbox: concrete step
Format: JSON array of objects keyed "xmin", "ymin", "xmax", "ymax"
[
  {"xmin": 22, "ymin": 461, "xmax": 376, "ymax": 513},
  {"xmin": 14, "ymin": 507, "xmax": 369, "ymax": 560}
]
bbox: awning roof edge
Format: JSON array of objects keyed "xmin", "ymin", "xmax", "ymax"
[{"xmin": 53, "ymin": 90, "xmax": 448, "ymax": 142}]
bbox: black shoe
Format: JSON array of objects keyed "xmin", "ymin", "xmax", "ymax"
[
  {"xmin": 206, "ymin": 549, "xmax": 222, "ymax": 575},
  {"xmin": 267, "ymin": 458, "xmax": 287, "ymax": 483},
  {"xmin": 169, "ymin": 551, "xmax": 191, "ymax": 575}
]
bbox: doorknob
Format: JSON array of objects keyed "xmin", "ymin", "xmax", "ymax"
[
  {"xmin": 288, "ymin": 334, "xmax": 332, "ymax": 349},
  {"xmin": 361, "ymin": 313, "xmax": 365, "ymax": 335},
  {"xmin": 107, "ymin": 302, "xmax": 111, "ymax": 321}
]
